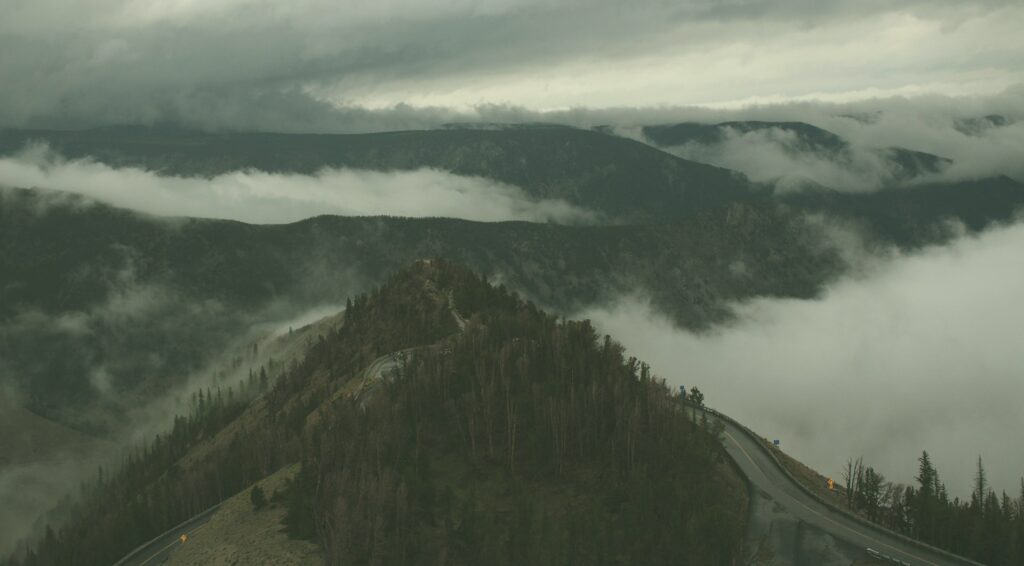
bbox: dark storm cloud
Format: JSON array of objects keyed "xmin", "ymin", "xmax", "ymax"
[{"xmin": 0, "ymin": 1, "xmax": 1022, "ymax": 130}]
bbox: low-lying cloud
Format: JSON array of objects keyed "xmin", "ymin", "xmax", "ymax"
[
  {"xmin": 0, "ymin": 145, "xmax": 594, "ymax": 224},
  {"xmin": 581, "ymin": 221, "xmax": 1024, "ymax": 497},
  {"xmin": 0, "ymin": 288, "xmax": 355, "ymax": 557},
  {"xmin": 0, "ymin": 452, "xmax": 116, "ymax": 557},
  {"xmin": 587, "ymin": 87, "xmax": 1023, "ymax": 192},
  {"xmin": 659, "ymin": 128, "xmax": 915, "ymax": 192}
]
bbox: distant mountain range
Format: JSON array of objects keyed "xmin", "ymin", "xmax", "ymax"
[
  {"xmin": 642, "ymin": 120, "xmax": 952, "ymax": 187},
  {"xmin": 644, "ymin": 121, "xmax": 850, "ymax": 152},
  {"xmin": 0, "ymin": 188, "xmax": 838, "ymax": 431},
  {"xmin": 2, "ymin": 124, "xmax": 1024, "ymax": 433},
  {"xmin": 0, "ymin": 126, "xmax": 759, "ymax": 224},
  {"xmin": 9, "ymin": 260, "xmax": 748, "ymax": 565}
]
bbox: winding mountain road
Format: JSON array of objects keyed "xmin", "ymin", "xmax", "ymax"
[
  {"xmin": 112, "ymin": 323, "xmax": 979, "ymax": 566},
  {"xmin": 112, "ymin": 504, "xmax": 220, "ymax": 566},
  {"xmin": 116, "ymin": 405, "xmax": 982, "ymax": 566},
  {"xmin": 703, "ymin": 406, "xmax": 981, "ymax": 566},
  {"xmin": 354, "ymin": 349, "xmax": 415, "ymax": 409}
]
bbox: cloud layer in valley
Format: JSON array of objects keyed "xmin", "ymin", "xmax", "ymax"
[
  {"xmin": 653, "ymin": 127, "xmax": 919, "ymax": 192},
  {"xmin": 0, "ymin": 146, "xmax": 593, "ymax": 224},
  {"xmin": 581, "ymin": 221, "xmax": 1024, "ymax": 497},
  {"xmin": 603, "ymin": 88, "xmax": 1024, "ymax": 191},
  {"xmin": 0, "ymin": 281, "xmax": 356, "ymax": 556}
]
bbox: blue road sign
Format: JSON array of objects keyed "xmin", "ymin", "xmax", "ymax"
[{"xmin": 773, "ymin": 439, "xmax": 780, "ymax": 446}]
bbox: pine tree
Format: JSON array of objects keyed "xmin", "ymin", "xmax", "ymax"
[
  {"xmin": 689, "ymin": 386, "xmax": 704, "ymax": 406},
  {"xmin": 916, "ymin": 451, "xmax": 936, "ymax": 498},
  {"xmin": 913, "ymin": 451, "xmax": 939, "ymax": 542},
  {"xmin": 973, "ymin": 456, "xmax": 989, "ymax": 511}
]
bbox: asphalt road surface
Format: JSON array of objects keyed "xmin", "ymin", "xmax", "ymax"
[
  {"xmin": 112, "ymin": 504, "xmax": 220, "ymax": 566},
  {"xmin": 355, "ymin": 349, "xmax": 416, "ymax": 408},
  {"xmin": 705, "ymin": 407, "xmax": 981, "ymax": 566},
  {"xmin": 113, "ymin": 351, "xmax": 979, "ymax": 566}
]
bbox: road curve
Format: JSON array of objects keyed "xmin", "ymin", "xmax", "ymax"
[
  {"xmin": 354, "ymin": 348, "xmax": 417, "ymax": 408},
  {"xmin": 702, "ymin": 406, "xmax": 982, "ymax": 566},
  {"xmin": 112, "ymin": 504, "xmax": 220, "ymax": 566},
  {"xmin": 113, "ymin": 344, "xmax": 979, "ymax": 566},
  {"xmin": 111, "ymin": 346, "xmax": 429, "ymax": 565}
]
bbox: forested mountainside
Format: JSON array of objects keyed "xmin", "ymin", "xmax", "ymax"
[
  {"xmin": 780, "ymin": 176, "xmax": 1024, "ymax": 246},
  {"xmin": 641, "ymin": 120, "xmax": 952, "ymax": 185},
  {"xmin": 0, "ymin": 126, "xmax": 759, "ymax": 223},
  {"xmin": 0, "ymin": 188, "xmax": 840, "ymax": 432},
  {"xmin": 835, "ymin": 452, "xmax": 1024, "ymax": 565},
  {"xmin": 6, "ymin": 166, "xmax": 1024, "ymax": 433},
  {"xmin": 4, "ymin": 125, "xmax": 1021, "ymax": 235},
  {"xmin": 6, "ymin": 260, "xmax": 747, "ymax": 566},
  {"xmin": 644, "ymin": 121, "xmax": 852, "ymax": 151}
]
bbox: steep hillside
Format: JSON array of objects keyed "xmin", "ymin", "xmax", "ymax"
[
  {"xmin": 7, "ymin": 170, "xmax": 1024, "ymax": 435},
  {"xmin": 163, "ymin": 464, "xmax": 324, "ymax": 566},
  {"xmin": 0, "ymin": 187, "xmax": 841, "ymax": 431},
  {"xmin": 781, "ymin": 176, "xmax": 1024, "ymax": 246},
  {"xmin": 7, "ymin": 260, "xmax": 748, "ymax": 566},
  {"xmin": 6, "ymin": 165, "xmax": 1024, "ymax": 435},
  {"xmin": 0, "ymin": 126, "xmax": 759, "ymax": 223}
]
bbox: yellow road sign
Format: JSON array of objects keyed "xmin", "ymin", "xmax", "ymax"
[
  {"xmin": 180, "ymin": 534, "xmax": 188, "ymax": 543},
  {"xmin": 827, "ymin": 478, "xmax": 835, "ymax": 490}
]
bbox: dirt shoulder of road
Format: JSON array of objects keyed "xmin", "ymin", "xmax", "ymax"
[{"xmin": 759, "ymin": 437, "xmax": 850, "ymax": 510}]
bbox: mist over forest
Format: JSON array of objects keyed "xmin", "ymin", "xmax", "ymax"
[{"xmin": 3, "ymin": 1, "xmax": 1024, "ymax": 565}]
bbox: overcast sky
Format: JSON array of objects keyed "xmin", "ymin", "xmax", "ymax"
[
  {"xmin": 4, "ymin": 0, "xmax": 1024, "ymax": 545},
  {"xmin": 2, "ymin": 0, "xmax": 1022, "ymax": 131}
]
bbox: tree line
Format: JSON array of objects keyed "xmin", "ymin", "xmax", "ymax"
[
  {"xmin": 842, "ymin": 452, "xmax": 1024, "ymax": 564},
  {"xmin": 302, "ymin": 262, "xmax": 746, "ymax": 565},
  {"xmin": 7, "ymin": 260, "xmax": 750, "ymax": 566}
]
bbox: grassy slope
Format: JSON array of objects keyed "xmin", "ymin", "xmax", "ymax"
[
  {"xmin": 163, "ymin": 464, "xmax": 323, "ymax": 566},
  {"xmin": 761, "ymin": 438, "xmax": 850, "ymax": 510}
]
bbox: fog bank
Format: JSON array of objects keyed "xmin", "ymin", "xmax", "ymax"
[
  {"xmin": 581, "ymin": 221, "xmax": 1024, "ymax": 497},
  {"xmin": 0, "ymin": 146, "xmax": 594, "ymax": 224}
]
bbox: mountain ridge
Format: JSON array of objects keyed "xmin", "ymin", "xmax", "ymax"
[
  {"xmin": 0, "ymin": 186, "xmax": 842, "ymax": 432},
  {"xmin": 641, "ymin": 120, "xmax": 953, "ymax": 187},
  {"xmin": 7, "ymin": 259, "xmax": 749, "ymax": 566},
  {"xmin": 0, "ymin": 126, "xmax": 761, "ymax": 223}
]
